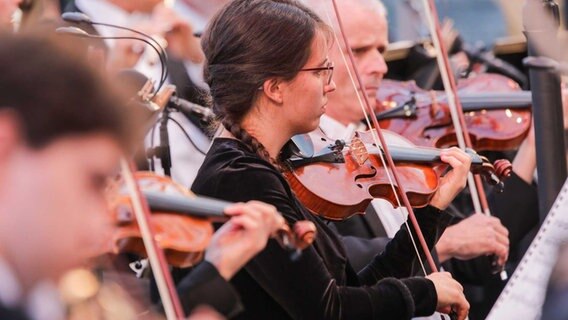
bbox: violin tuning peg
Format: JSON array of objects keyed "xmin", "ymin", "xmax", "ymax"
[{"xmin": 493, "ymin": 159, "xmax": 513, "ymax": 179}]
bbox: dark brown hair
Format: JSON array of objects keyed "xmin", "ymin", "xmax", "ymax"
[
  {"xmin": 0, "ymin": 32, "xmax": 138, "ymax": 150},
  {"xmin": 202, "ymin": 0, "xmax": 329, "ymax": 167}
]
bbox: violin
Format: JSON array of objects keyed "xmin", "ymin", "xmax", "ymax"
[
  {"xmin": 283, "ymin": 129, "xmax": 511, "ymax": 221},
  {"xmin": 108, "ymin": 172, "xmax": 317, "ymax": 267},
  {"xmin": 375, "ymin": 74, "xmax": 532, "ymax": 151}
]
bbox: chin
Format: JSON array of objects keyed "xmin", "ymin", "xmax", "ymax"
[
  {"xmin": 294, "ymin": 119, "xmax": 320, "ymax": 135},
  {"xmin": 308, "ymin": 117, "xmax": 321, "ymax": 132}
]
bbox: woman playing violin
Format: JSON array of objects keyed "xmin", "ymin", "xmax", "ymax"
[{"xmin": 191, "ymin": 0, "xmax": 470, "ymax": 318}]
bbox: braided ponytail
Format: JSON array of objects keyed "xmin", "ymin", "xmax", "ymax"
[{"xmin": 221, "ymin": 118, "xmax": 283, "ymax": 170}]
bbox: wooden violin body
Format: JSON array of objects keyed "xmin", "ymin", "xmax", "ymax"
[
  {"xmin": 375, "ymin": 74, "xmax": 532, "ymax": 151},
  {"xmin": 284, "ymin": 129, "xmax": 510, "ymax": 221},
  {"xmin": 108, "ymin": 172, "xmax": 215, "ymax": 268},
  {"xmin": 108, "ymin": 172, "xmax": 317, "ymax": 267}
]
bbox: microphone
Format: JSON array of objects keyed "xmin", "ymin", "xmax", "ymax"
[
  {"xmin": 61, "ymin": 12, "xmax": 92, "ymax": 24},
  {"xmin": 113, "ymin": 68, "xmax": 215, "ymax": 122},
  {"xmin": 169, "ymin": 96, "xmax": 216, "ymax": 123}
]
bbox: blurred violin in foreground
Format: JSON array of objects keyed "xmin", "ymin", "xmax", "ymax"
[
  {"xmin": 283, "ymin": 129, "xmax": 511, "ymax": 220},
  {"xmin": 107, "ymin": 172, "xmax": 317, "ymax": 267},
  {"xmin": 375, "ymin": 74, "xmax": 532, "ymax": 151}
]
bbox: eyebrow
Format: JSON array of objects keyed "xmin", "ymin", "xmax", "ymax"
[{"xmin": 317, "ymin": 58, "xmax": 329, "ymax": 67}]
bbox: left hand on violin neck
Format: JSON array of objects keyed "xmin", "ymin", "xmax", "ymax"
[{"xmin": 429, "ymin": 147, "xmax": 472, "ymax": 210}]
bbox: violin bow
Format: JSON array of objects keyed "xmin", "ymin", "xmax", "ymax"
[
  {"xmin": 419, "ymin": 0, "xmax": 492, "ymax": 216},
  {"xmin": 419, "ymin": 0, "xmax": 509, "ymax": 281},
  {"xmin": 327, "ymin": 0, "xmax": 438, "ymax": 275},
  {"xmin": 119, "ymin": 158, "xmax": 186, "ymax": 320}
]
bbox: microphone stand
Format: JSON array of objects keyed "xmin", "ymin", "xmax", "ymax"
[
  {"xmin": 156, "ymin": 104, "xmax": 173, "ymax": 177},
  {"xmin": 523, "ymin": 0, "xmax": 567, "ymax": 222}
]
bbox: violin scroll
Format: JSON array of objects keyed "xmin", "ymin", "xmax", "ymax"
[
  {"xmin": 493, "ymin": 159, "xmax": 513, "ymax": 179},
  {"xmin": 470, "ymin": 155, "xmax": 512, "ymax": 193},
  {"xmin": 274, "ymin": 221, "xmax": 317, "ymax": 260}
]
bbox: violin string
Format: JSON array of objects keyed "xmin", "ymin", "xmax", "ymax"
[
  {"xmin": 322, "ymin": 2, "xmax": 428, "ymax": 276},
  {"xmin": 420, "ymin": 0, "xmax": 485, "ymax": 215}
]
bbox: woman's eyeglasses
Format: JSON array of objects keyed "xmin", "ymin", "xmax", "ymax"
[{"xmin": 299, "ymin": 62, "xmax": 334, "ymax": 85}]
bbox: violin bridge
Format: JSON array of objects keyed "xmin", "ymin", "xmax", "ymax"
[{"xmin": 350, "ymin": 136, "xmax": 369, "ymax": 166}]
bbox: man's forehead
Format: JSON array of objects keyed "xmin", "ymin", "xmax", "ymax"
[
  {"xmin": 303, "ymin": 0, "xmax": 385, "ymax": 23},
  {"xmin": 340, "ymin": 7, "xmax": 387, "ymax": 46}
]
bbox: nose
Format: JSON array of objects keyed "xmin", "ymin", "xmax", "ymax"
[
  {"xmin": 368, "ymin": 50, "xmax": 388, "ymax": 78},
  {"xmin": 325, "ymin": 80, "xmax": 336, "ymax": 93}
]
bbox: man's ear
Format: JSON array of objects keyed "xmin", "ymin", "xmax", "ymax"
[
  {"xmin": 261, "ymin": 78, "xmax": 284, "ymax": 105},
  {"xmin": 0, "ymin": 110, "xmax": 22, "ymax": 163}
]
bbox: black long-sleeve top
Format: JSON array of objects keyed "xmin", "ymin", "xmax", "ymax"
[{"xmin": 189, "ymin": 138, "xmax": 454, "ymax": 319}]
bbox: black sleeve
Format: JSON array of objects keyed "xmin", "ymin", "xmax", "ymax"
[
  {"xmin": 199, "ymin": 164, "xmax": 444, "ymax": 319},
  {"xmin": 357, "ymin": 206, "xmax": 453, "ymax": 297},
  {"xmin": 489, "ymin": 171, "xmax": 539, "ymax": 250},
  {"xmin": 175, "ymin": 261, "xmax": 243, "ymax": 318},
  {"xmin": 340, "ymin": 235, "xmax": 391, "ymax": 272}
]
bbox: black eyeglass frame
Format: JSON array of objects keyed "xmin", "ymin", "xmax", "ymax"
[{"xmin": 298, "ymin": 62, "xmax": 334, "ymax": 85}]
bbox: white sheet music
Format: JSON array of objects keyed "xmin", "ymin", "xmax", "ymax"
[{"xmin": 488, "ymin": 178, "xmax": 568, "ymax": 320}]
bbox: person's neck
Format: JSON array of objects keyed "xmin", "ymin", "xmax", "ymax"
[
  {"xmin": 239, "ymin": 111, "xmax": 291, "ymax": 159},
  {"xmin": 325, "ymin": 105, "xmax": 357, "ymax": 127}
]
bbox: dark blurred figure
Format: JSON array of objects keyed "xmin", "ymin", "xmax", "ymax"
[{"xmin": 0, "ymin": 32, "xmax": 135, "ymax": 320}]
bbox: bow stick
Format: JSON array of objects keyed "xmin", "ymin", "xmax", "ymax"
[
  {"xmin": 419, "ymin": 0, "xmax": 489, "ymax": 214},
  {"xmin": 120, "ymin": 158, "xmax": 185, "ymax": 319},
  {"xmin": 419, "ymin": 0, "xmax": 508, "ymax": 280},
  {"xmin": 328, "ymin": 0, "xmax": 438, "ymax": 275}
]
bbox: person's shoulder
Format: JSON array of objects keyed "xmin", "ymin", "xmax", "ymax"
[
  {"xmin": 193, "ymin": 138, "xmax": 287, "ymax": 193},
  {"xmin": 206, "ymin": 138, "xmax": 278, "ymax": 172}
]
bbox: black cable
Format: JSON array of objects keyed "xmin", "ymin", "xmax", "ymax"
[
  {"xmin": 166, "ymin": 116, "xmax": 208, "ymax": 156},
  {"xmin": 90, "ymin": 22, "xmax": 169, "ymax": 90},
  {"xmin": 61, "ymin": 13, "xmax": 169, "ymax": 95},
  {"xmin": 146, "ymin": 113, "xmax": 208, "ymax": 177}
]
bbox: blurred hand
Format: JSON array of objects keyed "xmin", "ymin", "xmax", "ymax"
[
  {"xmin": 436, "ymin": 213, "xmax": 509, "ymax": 265},
  {"xmin": 429, "ymin": 147, "xmax": 471, "ymax": 210},
  {"xmin": 151, "ymin": 4, "xmax": 205, "ymax": 63},
  {"xmin": 512, "ymin": 119, "xmax": 536, "ymax": 184},
  {"xmin": 426, "ymin": 271, "xmax": 469, "ymax": 320},
  {"xmin": 441, "ymin": 18, "xmax": 459, "ymax": 53},
  {"xmin": 187, "ymin": 305, "xmax": 225, "ymax": 320},
  {"xmin": 106, "ymin": 35, "xmax": 145, "ymax": 71},
  {"xmin": 204, "ymin": 201, "xmax": 287, "ymax": 280}
]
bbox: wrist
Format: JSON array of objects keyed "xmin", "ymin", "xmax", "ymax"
[
  {"xmin": 435, "ymin": 235, "xmax": 453, "ymax": 263},
  {"xmin": 204, "ymin": 254, "xmax": 234, "ymax": 281},
  {"xmin": 429, "ymin": 198, "xmax": 448, "ymax": 211}
]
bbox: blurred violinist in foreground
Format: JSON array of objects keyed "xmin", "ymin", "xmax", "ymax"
[{"xmin": 0, "ymin": 32, "xmax": 294, "ymax": 320}]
